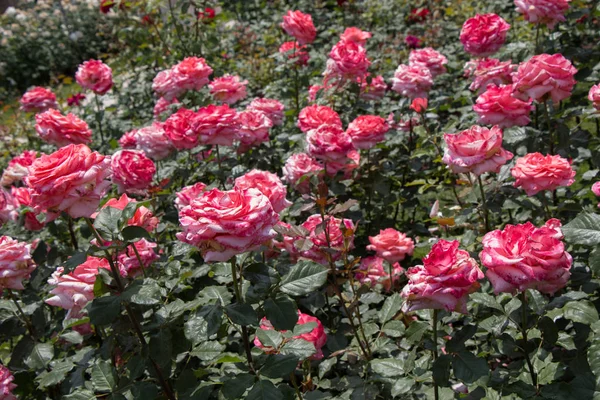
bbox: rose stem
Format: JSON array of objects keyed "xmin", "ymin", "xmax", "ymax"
[
  {"xmin": 519, "ymin": 291, "xmax": 538, "ymax": 389},
  {"xmin": 230, "ymin": 257, "xmax": 255, "ymax": 373}
]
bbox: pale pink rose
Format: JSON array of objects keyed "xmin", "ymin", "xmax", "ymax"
[
  {"xmin": 511, "ymin": 152, "xmax": 575, "ymax": 195},
  {"xmin": 589, "ymin": 84, "xmax": 600, "ymax": 110},
  {"xmin": 512, "ymin": 53, "xmax": 577, "ymax": 104},
  {"xmin": 0, "ymin": 365, "xmax": 17, "ymax": 400},
  {"xmin": 1, "ymin": 150, "xmax": 38, "ymax": 186},
  {"xmin": 328, "ymin": 40, "xmax": 371, "ymax": 80},
  {"xmin": 0, "ymin": 236, "xmax": 36, "ymax": 291},
  {"xmin": 459, "ymin": 14, "xmax": 511, "ymax": 56},
  {"xmin": 0, "ymin": 188, "xmax": 17, "ymax": 226},
  {"xmin": 473, "ymin": 84, "xmax": 533, "ymax": 128},
  {"xmin": 480, "ymin": 219, "xmax": 572, "ymax": 294},
  {"xmin": 346, "ymin": 115, "xmax": 389, "ymax": 149},
  {"xmin": 192, "ymin": 104, "xmax": 239, "ymax": 146},
  {"xmin": 117, "ymin": 239, "xmax": 159, "ymax": 277},
  {"xmin": 279, "ymin": 41, "xmax": 310, "ymax": 66},
  {"xmin": 248, "ymin": 98, "xmax": 285, "ymax": 126},
  {"xmin": 358, "ymin": 75, "xmax": 387, "ymax": 101},
  {"xmin": 300, "ymin": 214, "xmax": 355, "ymax": 265},
  {"xmin": 235, "ymin": 109, "xmax": 273, "ymax": 148},
  {"xmin": 234, "ymin": 170, "xmax": 291, "ymax": 213},
  {"xmin": 20, "ymin": 86, "xmax": 57, "ymax": 112},
  {"xmin": 355, "ymin": 256, "xmax": 404, "ymax": 292},
  {"xmin": 177, "ymin": 188, "xmax": 279, "ymax": 262},
  {"xmin": 96, "ymin": 194, "xmax": 158, "ymax": 232},
  {"xmin": 175, "ymin": 182, "xmax": 207, "ymax": 210},
  {"xmin": 340, "ymin": 27, "xmax": 372, "ymax": 46},
  {"xmin": 469, "ymin": 58, "xmax": 515, "ymax": 93},
  {"xmin": 515, "ymin": 0, "xmax": 571, "ymax": 29},
  {"xmin": 322, "ymin": 59, "xmax": 343, "ymax": 86},
  {"xmin": 153, "ymin": 97, "xmax": 179, "ymax": 120},
  {"xmin": 152, "ymin": 69, "xmax": 180, "ymax": 101},
  {"xmin": 119, "ymin": 129, "xmax": 138, "ymax": 149},
  {"xmin": 281, "ymin": 10, "xmax": 317, "ymax": 45},
  {"xmin": 324, "ymin": 149, "xmax": 360, "ymax": 178},
  {"xmin": 401, "ymin": 240, "xmax": 483, "ymax": 313},
  {"xmin": 298, "ymin": 105, "xmax": 342, "ymax": 132},
  {"xmin": 164, "ymin": 108, "xmax": 201, "ymax": 150},
  {"xmin": 111, "ymin": 150, "xmax": 155, "ymax": 194},
  {"xmin": 307, "ymin": 124, "xmax": 355, "ymax": 165},
  {"xmin": 75, "ymin": 59, "xmax": 113, "ymax": 95},
  {"xmin": 442, "ymin": 125, "xmax": 514, "ymax": 176},
  {"xmin": 391, "ymin": 64, "xmax": 433, "ymax": 99},
  {"xmin": 282, "ymin": 153, "xmax": 323, "ymax": 194},
  {"xmin": 135, "ymin": 123, "xmax": 174, "ymax": 160},
  {"xmin": 153, "ymin": 57, "xmax": 213, "ymax": 101},
  {"xmin": 11, "ymin": 187, "xmax": 45, "ymax": 231},
  {"xmin": 395, "ymin": 116, "xmax": 421, "ymax": 132},
  {"xmin": 254, "ymin": 311, "xmax": 327, "ymax": 359},
  {"xmin": 367, "ymin": 228, "xmax": 415, "ymax": 263},
  {"xmin": 35, "ymin": 109, "xmax": 92, "ymax": 147},
  {"xmin": 308, "ymin": 84, "xmax": 325, "ymax": 102},
  {"xmin": 25, "ymin": 144, "xmax": 111, "ymax": 220},
  {"xmin": 209, "ymin": 75, "xmax": 248, "ymax": 104},
  {"xmin": 593, "ymin": 182, "xmax": 600, "ymax": 197},
  {"xmin": 408, "ymin": 47, "xmax": 448, "ymax": 78}
]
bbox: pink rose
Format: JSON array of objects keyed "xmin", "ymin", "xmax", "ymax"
[
  {"xmin": 177, "ymin": 188, "xmax": 279, "ymax": 262},
  {"xmin": 300, "ymin": 214, "xmax": 355, "ymax": 265},
  {"xmin": 282, "ymin": 153, "xmax": 323, "ymax": 194},
  {"xmin": 460, "ymin": 14, "xmax": 511, "ymax": 56},
  {"xmin": 96, "ymin": 194, "xmax": 158, "ymax": 232},
  {"xmin": 164, "ymin": 108, "xmax": 201, "ymax": 150},
  {"xmin": 281, "ymin": 10, "xmax": 317, "ymax": 45},
  {"xmin": 26, "ymin": 144, "xmax": 111, "ymax": 220},
  {"xmin": 512, "ymin": 53, "xmax": 577, "ymax": 104},
  {"xmin": 308, "ymin": 84, "xmax": 325, "ymax": 102},
  {"xmin": 367, "ymin": 228, "xmax": 415, "ymax": 263},
  {"xmin": 405, "ymin": 35, "xmax": 422, "ymax": 49},
  {"xmin": 11, "ymin": 187, "xmax": 45, "ymax": 231},
  {"xmin": 234, "ymin": 170, "xmax": 291, "ymax": 213},
  {"xmin": 192, "ymin": 104, "xmax": 239, "ymax": 146},
  {"xmin": 35, "ymin": 109, "xmax": 92, "ymax": 147},
  {"xmin": 279, "ymin": 41, "xmax": 310, "ymax": 66},
  {"xmin": 20, "ymin": 86, "xmax": 57, "ymax": 112},
  {"xmin": 235, "ymin": 109, "xmax": 273, "ymax": 148},
  {"xmin": 391, "ymin": 64, "xmax": 433, "ymax": 99},
  {"xmin": 408, "ymin": 47, "xmax": 448, "ymax": 78},
  {"xmin": 111, "ymin": 150, "xmax": 155, "ymax": 194},
  {"xmin": 248, "ymin": 98, "xmax": 285, "ymax": 126},
  {"xmin": 395, "ymin": 116, "xmax": 420, "ymax": 132},
  {"xmin": 328, "ymin": 40, "xmax": 371, "ymax": 80},
  {"xmin": 401, "ymin": 240, "xmax": 484, "ymax": 313},
  {"xmin": 254, "ymin": 311, "xmax": 327, "ymax": 359},
  {"xmin": 515, "ymin": 0, "xmax": 571, "ymax": 29},
  {"xmin": 473, "ymin": 84, "xmax": 533, "ymax": 128},
  {"xmin": 346, "ymin": 115, "xmax": 389, "ymax": 149},
  {"xmin": 298, "ymin": 105, "xmax": 342, "ymax": 132},
  {"xmin": 358, "ymin": 75, "xmax": 387, "ymax": 101},
  {"xmin": 340, "ymin": 27, "xmax": 372, "ymax": 46},
  {"xmin": 593, "ymin": 182, "xmax": 600, "ymax": 197},
  {"xmin": 480, "ymin": 219, "xmax": 572, "ymax": 294},
  {"xmin": 589, "ymin": 84, "xmax": 600, "ymax": 110},
  {"xmin": 135, "ymin": 123, "xmax": 174, "ymax": 160},
  {"xmin": 307, "ymin": 124, "xmax": 355, "ymax": 165},
  {"xmin": 0, "ymin": 365, "xmax": 17, "ymax": 400},
  {"xmin": 152, "ymin": 69, "xmax": 180, "ymax": 101},
  {"xmin": 442, "ymin": 125, "xmax": 513, "ymax": 175},
  {"xmin": 0, "ymin": 236, "xmax": 36, "ymax": 291},
  {"xmin": 355, "ymin": 256, "xmax": 404, "ymax": 292},
  {"xmin": 1, "ymin": 150, "xmax": 38, "ymax": 186},
  {"xmin": 325, "ymin": 149, "xmax": 360, "ymax": 178},
  {"xmin": 153, "ymin": 57, "xmax": 213, "ymax": 101},
  {"xmin": 153, "ymin": 97, "xmax": 179, "ymax": 120},
  {"xmin": 410, "ymin": 98, "xmax": 428, "ymax": 113},
  {"xmin": 511, "ymin": 152, "xmax": 575, "ymax": 195},
  {"xmin": 468, "ymin": 58, "xmax": 515, "ymax": 93},
  {"xmin": 75, "ymin": 59, "xmax": 113, "ymax": 95},
  {"xmin": 175, "ymin": 182, "xmax": 207, "ymax": 210},
  {"xmin": 119, "ymin": 129, "xmax": 138, "ymax": 149},
  {"xmin": 117, "ymin": 239, "xmax": 159, "ymax": 277},
  {"xmin": 0, "ymin": 188, "xmax": 17, "ymax": 226},
  {"xmin": 209, "ymin": 75, "xmax": 248, "ymax": 104}
]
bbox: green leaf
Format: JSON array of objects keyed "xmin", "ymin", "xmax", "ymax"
[
  {"xmin": 378, "ymin": 293, "xmax": 403, "ymax": 324},
  {"xmin": 260, "ymin": 354, "xmax": 299, "ymax": 378},
  {"xmin": 445, "ymin": 324, "xmax": 477, "ymax": 353},
  {"xmin": 589, "ymin": 246, "xmax": 600, "ymax": 277},
  {"xmin": 563, "ymin": 213, "xmax": 600, "ymax": 246},
  {"xmin": 292, "ymin": 321, "xmax": 317, "ymax": 336},
  {"xmin": 564, "ymin": 301, "xmax": 599, "ymax": 324},
  {"xmin": 121, "ymin": 225, "xmax": 151, "ymax": 241},
  {"xmin": 280, "ymin": 339, "xmax": 315, "ymax": 359},
  {"xmin": 63, "ymin": 252, "xmax": 88, "ymax": 274},
  {"xmin": 149, "ymin": 329, "xmax": 172, "ymax": 369},
  {"xmin": 405, "ymin": 321, "xmax": 428, "ymax": 343},
  {"xmin": 221, "ymin": 373, "xmax": 255, "ymax": 400},
  {"xmin": 371, "ymin": 358, "xmax": 404, "ymax": 377},
  {"xmin": 91, "ymin": 361, "xmax": 117, "ymax": 393},
  {"xmin": 243, "ymin": 263, "xmax": 280, "ymax": 287},
  {"xmin": 225, "ymin": 303, "xmax": 258, "ymax": 326},
  {"xmin": 391, "ymin": 378, "xmax": 414, "ymax": 397},
  {"xmin": 452, "ymin": 351, "xmax": 489, "ymax": 383},
  {"xmin": 256, "ymin": 328, "xmax": 283, "ymax": 349},
  {"xmin": 197, "ymin": 304, "xmax": 223, "ymax": 337},
  {"xmin": 36, "ymin": 360, "xmax": 74, "ymax": 387},
  {"xmin": 191, "ymin": 341, "xmax": 226, "ymax": 361},
  {"xmin": 63, "ymin": 389, "xmax": 96, "ymax": 400},
  {"xmin": 88, "ymin": 295, "xmax": 121, "ymax": 325},
  {"xmin": 588, "ymin": 336, "xmax": 600, "ymax": 386},
  {"xmin": 246, "ymin": 379, "xmax": 283, "ymax": 400},
  {"xmin": 279, "ymin": 261, "xmax": 328, "ymax": 296},
  {"xmin": 263, "ymin": 294, "xmax": 298, "ymax": 331},
  {"xmin": 432, "ymin": 354, "xmax": 452, "ymax": 386},
  {"xmin": 94, "ymin": 206, "xmax": 123, "ymax": 239},
  {"xmin": 122, "ymin": 279, "xmax": 162, "ymax": 305},
  {"xmin": 25, "ymin": 342, "xmax": 54, "ymax": 369},
  {"xmin": 470, "ymin": 292, "xmax": 503, "ymax": 312}
]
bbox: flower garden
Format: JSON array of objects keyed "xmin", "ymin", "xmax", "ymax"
[{"xmin": 0, "ymin": 0, "xmax": 599, "ymax": 398}]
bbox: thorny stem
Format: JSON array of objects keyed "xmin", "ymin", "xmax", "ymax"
[
  {"xmin": 230, "ymin": 258, "xmax": 255, "ymax": 373},
  {"xmin": 432, "ymin": 309, "xmax": 439, "ymax": 400},
  {"xmin": 519, "ymin": 292, "xmax": 538, "ymax": 389},
  {"xmin": 476, "ymin": 175, "xmax": 490, "ymax": 232},
  {"xmin": 8, "ymin": 290, "xmax": 36, "ymax": 338}
]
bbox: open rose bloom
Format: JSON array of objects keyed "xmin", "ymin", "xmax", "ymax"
[
  {"xmin": 164, "ymin": 108, "xmax": 201, "ymax": 150},
  {"xmin": 1, "ymin": 150, "xmax": 38, "ymax": 186},
  {"xmin": 175, "ymin": 182, "xmax": 207, "ymax": 210},
  {"xmin": 515, "ymin": 0, "xmax": 571, "ymax": 29},
  {"xmin": 234, "ymin": 170, "xmax": 291, "ymax": 213},
  {"xmin": 75, "ymin": 59, "xmax": 113, "ymax": 95},
  {"xmin": 346, "ymin": 115, "xmax": 389, "ymax": 149},
  {"xmin": 209, "ymin": 75, "xmax": 248, "ymax": 104},
  {"xmin": 35, "ymin": 109, "xmax": 92, "ymax": 147},
  {"xmin": 401, "ymin": 240, "xmax": 484, "ymax": 313},
  {"xmin": 0, "ymin": 236, "xmax": 36, "ymax": 291},
  {"xmin": 367, "ymin": 228, "xmax": 415, "ymax": 263},
  {"xmin": 281, "ymin": 10, "xmax": 316, "ymax": 45},
  {"xmin": 20, "ymin": 86, "xmax": 57, "ymax": 112},
  {"xmin": 135, "ymin": 123, "xmax": 174, "ymax": 160},
  {"xmin": 307, "ymin": 124, "xmax": 355, "ymax": 165},
  {"xmin": 391, "ymin": 64, "xmax": 433, "ymax": 99},
  {"xmin": 282, "ymin": 153, "xmax": 323, "ymax": 194},
  {"xmin": 248, "ymin": 98, "xmax": 285, "ymax": 126},
  {"xmin": 460, "ymin": 14, "xmax": 510, "ymax": 56},
  {"xmin": 328, "ymin": 39, "xmax": 371, "ymax": 81},
  {"xmin": 152, "ymin": 57, "xmax": 213, "ymax": 101},
  {"xmin": 512, "ymin": 53, "xmax": 577, "ymax": 104},
  {"xmin": 408, "ymin": 47, "xmax": 448, "ymax": 78},
  {"xmin": 192, "ymin": 104, "xmax": 239, "ymax": 146},
  {"xmin": 340, "ymin": 27, "xmax": 371, "ymax": 46},
  {"xmin": 468, "ymin": 58, "xmax": 515, "ymax": 93},
  {"xmin": 474, "ymin": 84, "xmax": 533, "ymax": 128},
  {"xmin": 298, "ymin": 105, "xmax": 342, "ymax": 132},
  {"xmin": 235, "ymin": 109, "xmax": 273, "ymax": 149},
  {"xmin": 355, "ymin": 256, "xmax": 404, "ymax": 292},
  {"xmin": 111, "ymin": 150, "xmax": 155, "ymax": 194},
  {"xmin": 511, "ymin": 153, "xmax": 575, "ymax": 195},
  {"xmin": 298, "ymin": 214, "xmax": 355, "ymax": 265},
  {"xmin": 480, "ymin": 219, "xmax": 572, "ymax": 294}
]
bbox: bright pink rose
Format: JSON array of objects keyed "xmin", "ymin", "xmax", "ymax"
[
  {"xmin": 367, "ymin": 228, "xmax": 415, "ymax": 263},
  {"xmin": 119, "ymin": 129, "xmax": 138, "ymax": 149},
  {"xmin": 307, "ymin": 124, "xmax": 355, "ymax": 165},
  {"xmin": 408, "ymin": 47, "xmax": 448, "ymax": 78},
  {"xmin": 97, "ymin": 194, "xmax": 158, "ymax": 232},
  {"xmin": 248, "ymin": 98, "xmax": 285, "ymax": 126},
  {"xmin": 118, "ymin": 239, "xmax": 159, "ymax": 277},
  {"xmin": 281, "ymin": 10, "xmax": 317, "ymax": 45},
  {"xmin": 164, "ymin": 108, "xmax": 201, "ymax": 150},
  {"xmin": 20, "ymin": 86, "xmax": 57, "ymax": 112},
  {"xmin": 358, "ymin": 75, "xmax": 387, "ymax": 101},
  {"xmin": 153, "ymin": 97, "xmax": 179, "ymax": 120},
  {"xmin": 410, "ymin": 98, "xmax": 428, "ymax": 113},
  {"xmin": 111, "ymin": 150, "xmax": 155, "ymax": 194},
  {"xmin": 235, "ymin": 109, "xmax": 273, "ymax": 148},
  {"xmin": 300, "ymin": 214, "xmax": 355, "ymax": 265},
  {"xmin": 0, "ymin": 188, "xmax": 17, "ymax": 226},
  {"xmin": 175, "ymin": 182, "xmax": 207, "ymax": 210},
  {"xmin": 192, "ymin": 104, "xmax": 239, "ymax": 146},
  {"xmin": 75, "ymin": 59, "xmax": 113, "ymax": 95},
  {"xmin": 593, "ymin": 182, "xmax": 600, "ymax": 197},
  {"xmin": 135, "ymin": 123, "xmax": 174, "ymax": 160},
  {"xmin": 0, "ymin": 236, "xmax": 36, "ymax": 291},
  {"xmin": 234, "ymin": 170, "xmax": 291, "ymax": 213},
  {"xmin": 391, "ymin": 64, "xmax": 433, "ymax": 99},
  {"xmin": 340, "ymin": 27, "xmax": 372, "ymax": 46},
  {"xmin": 468, "ymin": 58, "xmax": 515, "ymax": 93},
  {"xmin": 405, "ymin": 35, "xmax": 422, "ymax": 49},
  {"xmin": 279, "ymin": 41, "xmax": 310, "ymax": 66},
  {"xmin": 460, "ymin": 14, "xmax": 510, "ymax": 56},
  {"xmin": 153, "ymin": 57, "xmax": 213, "ymax": 101},
  {"xmin": 401, "ymin": 240, "xmax": 483, "ymax": 313},
  {"xmin": 325, "ymin": 149, "xmax": 359, "ymax": 178},
  {"xmin": 473, "ymin": 84, "xmax": 533, "ymax": 128},
  {"xmin": 209, "ymin": 75, "xmax": 248, "ymax": 104},
  {"xmin": 511, "ymin": 153, "xmax": 575, "ymax": 195},
  {"xmin": 515, "ymin": 0, "xmax": 571, "ymax": 29},
  {"xmin": 346, "ymin": 115, "xmax": 389, "ymax": 149},
  {"xmin": 355, "ymin": 256, "xmax": 404, "ymax": 292},
  {"xmin": 177, "ymin": 188, "xmax": 279, "ymax": 262},
  {"xmin": 442, "ymin": 125, "xmax": 513, "ymax": 176},
  {"xmin": 1, "ymin": 150, "xmax": 37, "ymax": 186},
  {"xmin": 254, "ymin": 311, "xmax": 327, "ymax": 359},
  {"xmin": 298, "ymin": 105, "xmax": 342, "ymax": 132},
  {"xmin": 0, "ymin": 365, "xmax": 17, "ymax": 400},
  {"xmin": 11, "ymin": 187, "xmax": 45, "ymax": 231},
  {"xmin": 589, "ymin": 84, "xmax": 600, "ymax": 110},
  {"xmin": 512, "ymin": 54, "xmax": 577, "ymax": 104},
  {"xmin": 35, "ymin": 109, "xmax": 92, "ymax": 147},
  {"xmin": 26, "ymin": 144, "xmax": 111, "ymax": 220},
  {"xmin": 480, "ymin": 219, "xmax": 572, "ymax": 294},
  {"xmin": 282, "ymin": 153, "xmax": 323, "ymax": 194},
  {"xmin": 328, "ymin": 40, "xmax": 371, "ymax": 80}
]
